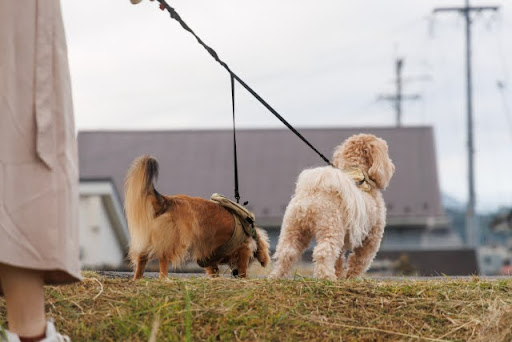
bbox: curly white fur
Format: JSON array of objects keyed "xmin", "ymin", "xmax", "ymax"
[{"xmin": 269, "ymin": 134, "xmax": 395, "ymax": 280}]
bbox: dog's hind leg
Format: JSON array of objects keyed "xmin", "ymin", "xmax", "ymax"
[
  {"xmin": 133, "ymin": 253, "xmax": 149, "ymax": 280},
  {"xmin": 312, "ymin": 220, "xmax": 344, "ymax": 281},
  {"xmin": 236, "ymin": 246, "xmax": 252, "ymax": 278},
  {"xmin": 335, "ymin": 253, "xmax": 346, "ymax": 279},
  {"xmin": 345, "ymin": 223, "xmax": 385, "ymax": 278},
  {"xmin": 269, "ymin": 224, "xmax": 312, "ymax": 279},
  {"xmin": 159, "ymin": 256, "xmax": 169, "ymax": 279}
]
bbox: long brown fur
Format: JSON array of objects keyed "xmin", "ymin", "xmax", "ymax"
[{"xmin": 124, "ymin": 156, "xmax": 270, "ymax": 280}]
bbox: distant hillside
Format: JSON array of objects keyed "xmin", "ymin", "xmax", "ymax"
[{"xmin": 442, "ymin": 193, "xmax": 465, "ymax": 211}]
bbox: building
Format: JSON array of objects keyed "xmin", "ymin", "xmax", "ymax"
[
  {"xmin": 78, "ymin": 127, "xmax": 475, "ymax": 274},
  {"xmin": 79, "ymin": 179, "xmax": 129, "ymax": 270}
]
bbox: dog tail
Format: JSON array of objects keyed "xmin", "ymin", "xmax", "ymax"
[
  {"xmin": 124, "ymin": 155, "xmax": 167, "ymax": 263},
  {"xmin": 254, "ymin": 227, "xmax": 271, "ymax": 267}
]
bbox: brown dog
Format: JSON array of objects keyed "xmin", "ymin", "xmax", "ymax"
[{"xmin": 124, "ymin": 156, "xmax": 270, "ymax": 280}]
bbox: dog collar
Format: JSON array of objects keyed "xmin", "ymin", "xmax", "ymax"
[{"xmin": 343, "ymin": 168, "xmax": 377, "ymax": 192}]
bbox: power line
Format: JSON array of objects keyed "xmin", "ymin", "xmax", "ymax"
[{"xmin": 497, "ymin": 81, "xmax": 512, "ymax": 140}]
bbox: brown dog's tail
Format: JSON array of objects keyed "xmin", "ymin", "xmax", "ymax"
[
  {"xmin": 124, "ymin": 155, "xmax": 167, "ymax": 263},
  {"xmin": 254, "ymin": 227, "xmax": 271, "ymax": 267}
]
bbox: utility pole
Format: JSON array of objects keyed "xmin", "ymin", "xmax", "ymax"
[
  {"xmin": 379, "ymin": 58, "xmax": 420, "ymax": 127},
  {"xmin": 433, "ymin": 1, "xmax": 499, "ymax": 248}
]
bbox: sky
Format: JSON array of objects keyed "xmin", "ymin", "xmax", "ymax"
[{"xmin": 61, "ymin": 0, "xmax": 512, "ymax": 213}]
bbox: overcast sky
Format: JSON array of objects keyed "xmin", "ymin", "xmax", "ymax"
[{"xmin": 61, "ymin": 0, "xmax": 512, "ymax": 213}]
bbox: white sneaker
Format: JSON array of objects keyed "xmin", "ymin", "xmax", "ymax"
[
  {"xmin": 0, "ymin": 321, "xmax": 70, "ymax": 342},
  {"xmin": 0, "ymin": 327, "xmax": 21, "ymax": 342},
  {"xmin": 40, "ymin": 321, "xmax": 70, "ymax": 342}
]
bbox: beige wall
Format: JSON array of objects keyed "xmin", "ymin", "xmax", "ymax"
[{"xmin": 79, "ymin": 195, "xmax": 125, "ymax": 269}]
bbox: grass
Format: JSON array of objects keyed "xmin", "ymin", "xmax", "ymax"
[{"xmin": 1, "ymin": 272, "xmax": 512, "ymax": 341}]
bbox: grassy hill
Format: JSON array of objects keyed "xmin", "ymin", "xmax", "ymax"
[{"xmin": 1, "ymin": 272, "xmax": 512, "ymax": 341}]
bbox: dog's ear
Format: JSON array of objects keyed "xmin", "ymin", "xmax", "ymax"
[
  {"xmin": 332, "ymin": 142, "xmax": 350, "ymax": 169},
  {"xmin": 367, "ymin": 139, "xmax": 395, "ymax": 189}
]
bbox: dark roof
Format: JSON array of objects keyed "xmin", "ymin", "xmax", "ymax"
[{"xmin": 78, "ymin": 126, "xmax": 444, "ymax": 224}]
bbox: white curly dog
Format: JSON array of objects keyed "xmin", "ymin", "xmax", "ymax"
[{"xmin": 270, "ymin": 134, "xmax": 395, "ymax": 280}]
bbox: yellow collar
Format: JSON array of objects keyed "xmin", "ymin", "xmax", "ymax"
[{"xmin": 343, "ymin": 168, "xmax": 377, "ymax": 192}]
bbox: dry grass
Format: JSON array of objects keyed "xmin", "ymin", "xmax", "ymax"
[{"xmin": 1, "ymin": 272, "xmax": 512, "ymax": 341}]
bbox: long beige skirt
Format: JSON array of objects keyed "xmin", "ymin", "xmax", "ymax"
[{"xmin": 0, "ymin": 0, "xmax": 81, "ymax": 289}]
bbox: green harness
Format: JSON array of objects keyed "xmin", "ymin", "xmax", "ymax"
[{"xmin": 197, "ymin": 194, "xmax": 258, "ymax": 268}]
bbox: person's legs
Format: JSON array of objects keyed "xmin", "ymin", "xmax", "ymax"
[{"xmin": 0, "ymin": 263, "xmax": 46, "ymax": 338}]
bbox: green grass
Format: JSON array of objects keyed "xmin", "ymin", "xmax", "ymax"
[{"xmin": 1, "ymin": 272, "xmax": 512, "ymax": 341}]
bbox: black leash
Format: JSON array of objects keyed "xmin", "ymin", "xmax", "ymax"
[
  {"xmin": 231, "ymin": 74, "xmax": 241, "ymax": 204},
  {"xmin": 153, "ymin": 0, "xmax": 333, "ymax": 167}
]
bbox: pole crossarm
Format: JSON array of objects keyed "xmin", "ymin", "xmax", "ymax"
[
  {"xmin": 433, "ymin": 6, "xmax": 499, "ymax": 13},
  {"xmin": 378, "ymin": 58, "xmax": 421, "ymax": 127},
  {"xmin": 378, "ymin": 95, "xmax": 421, "ymax": 101}
]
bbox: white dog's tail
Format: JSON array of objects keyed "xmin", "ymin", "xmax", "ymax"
[{"xmin": 124, "ymin": 155, "xmax": 167, "ymax": 263}]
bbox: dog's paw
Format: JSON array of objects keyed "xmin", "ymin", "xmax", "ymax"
[
  {"xmin": 267, "ymin": 271, "xmax": 283, "ymax": 279},
  {"xmin": 314, "ymin": 271, "xmax": 337, "ymax": 281},
  {"xmin": 345, "ymin": 271, "xmax": 362, "ymax": 279}
]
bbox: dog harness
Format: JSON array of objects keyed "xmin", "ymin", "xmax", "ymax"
[
  {"xmin": 196, "ymin": 194, "xmax": 258, "ymax": 268},
  {"xmin": 343, "ymin": 168, "xmax": 377, "ymax": 192}
]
